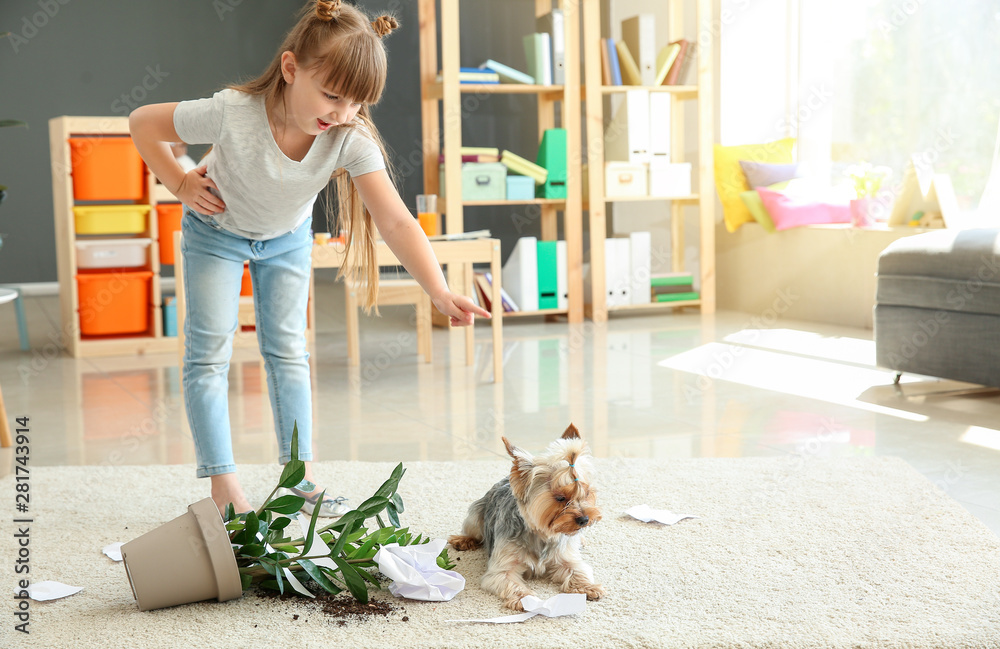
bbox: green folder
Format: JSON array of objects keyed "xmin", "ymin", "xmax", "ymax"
[
  {"xmin": 536, "ymin": 240, "xmax": 559, "ymax": 310},
  {"xmin": 536, "ymin": 128, "xmax": 567, "ymax": 199},
  {"xmin": 655, "ymin": 291, "xmax": 700, "ymax": 303}
]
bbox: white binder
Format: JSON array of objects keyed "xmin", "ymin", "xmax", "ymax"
[
  {"xmin": 621, "ymin": 14, "xmax": 656, "ymax": 86},
  {"xmin": 604, "ymin": 89, "xmax": 651, "ymax": 164},
  {"xmin": 605, "ymin": 237, "xmax": 632, "ymax": 307},
  {"xmin": 629, "ymin": 231, "xmax": 651, "ymax": 305},
  {"xmin": 537, "ymin": 10, "xmax": 565, "ymax": 85},
  {"xmin": 556, "ymin": 239, "xmax": 568, "ymax": 310},
  {"xmin": 502, "ymin": 236, "xmax": 539, "ymax": 312},
  {"xmin": 649, "ymin": 92, "xmax": 671, "ymax": 163}
]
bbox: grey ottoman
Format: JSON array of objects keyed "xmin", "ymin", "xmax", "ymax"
[{"xmin": 874, "ymin": 228, "xmax": 1000, "ymax": 387}]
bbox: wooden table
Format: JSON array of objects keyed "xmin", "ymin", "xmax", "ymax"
[
  {"xmin": 310, "ymin": 238, "xmax": 504, "ymax": 383},
  {"xmin": 176, "ymin": 233, "xmax": 504, "ymax": 383}
]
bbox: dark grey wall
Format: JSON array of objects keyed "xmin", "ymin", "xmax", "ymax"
[{"xmin": 0, "ymin": 0, "xmax": 550, "ymax": 284}]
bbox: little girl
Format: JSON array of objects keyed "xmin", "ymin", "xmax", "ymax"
[{"xmin": 130, "ymin": 0, "xmax": 488, "ymax": 517}]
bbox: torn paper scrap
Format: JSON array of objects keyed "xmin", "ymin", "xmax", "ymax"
[
  {"xmin": 15, "ymin": 581, "xmax": 83, "ymax": 601},
  {"xmin": 103, "ymin": 542, "xmax": 124, "ymax": 562},
  {"xmin": 448, "ymin": 593, "xmax": 586, "ymax": 623},
  {"xmin": 374, "ymin": 540, "xmax": 465, "ymax": 601},
  {"xmin": 625, "ymin": 504, "xmax": 698, "ymax": 525}
]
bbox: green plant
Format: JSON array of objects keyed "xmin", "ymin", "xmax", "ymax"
[
  {"xmin": 844, "ymin": 161, "xmax": 892, "ymax": 199},
  {"xmin": 223, "ymin": 423, "xmax": 454, "ymax": 602}
]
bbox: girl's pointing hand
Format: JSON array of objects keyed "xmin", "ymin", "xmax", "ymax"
[{"xmin": 432, "ymin": 290, "xmax": 492, "ymax": 327}]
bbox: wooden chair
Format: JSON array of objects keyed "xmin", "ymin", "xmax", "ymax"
[{"xmin": 344, "ymin": 279, "xmax": 432, "ymax": 366}]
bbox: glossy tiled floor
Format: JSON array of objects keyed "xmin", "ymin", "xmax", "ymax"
[{"xmin": 2, "ymin": 275, "xmax": 999, "ymax": 536}]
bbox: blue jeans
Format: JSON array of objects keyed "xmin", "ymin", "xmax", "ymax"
[{"xmin": 180, "ymin": 208, "xmax": 314, "ymax": 478}]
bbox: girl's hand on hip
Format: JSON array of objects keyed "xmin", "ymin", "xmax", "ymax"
[
  {"xmin": 175, "ymin": 164, "xmax": 226, "ymax": 215},
  {"xmin": 432, "ymin": 290, "xmax": 491, "ymax": 327}
]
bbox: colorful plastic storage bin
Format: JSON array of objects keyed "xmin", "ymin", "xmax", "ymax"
[
  {"xmin": 69, "ymin": 136, "xmax": 145, "ymax": 200},
  {"xmin": 74, "ymin": 205, "xmax": 150, "ymax": 235},
  {"xmin": 241, "ymin": 263, "xmax": 253, "ymax": 296},
  {"xmin": 156, "ymin": 203, "xmax": 183, "ymax": 265},
  {"xmin": 75, "ymin": 238, "xmax": 151, "ymax": 269},
  {"xmin": 76, "ymin": 270, "xmax": 153, "ymax": 336}
]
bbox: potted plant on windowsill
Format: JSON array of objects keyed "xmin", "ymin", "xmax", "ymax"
[
  {"xmin": 845, "ymin": 161, "xmax": 892, "ymax": 227},
  {"xmin": 120, "ymin": 424, "xmax": 454, "ymax": 611}
]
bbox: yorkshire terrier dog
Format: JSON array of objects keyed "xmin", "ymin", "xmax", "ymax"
[{"xmin": 449, "ymin": 424, "xmax": 605, "ymax": 610}]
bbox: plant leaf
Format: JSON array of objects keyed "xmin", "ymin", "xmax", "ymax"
[
  {"xmin": 348, "ymin": 532, "xmax": 379, "ymax": 560},
  {"xmin": 333, "ymin": 557, "xmax": 369, "ymax": 603},
  {"xmin": 357, "ymin": 567, "xmax": 381, "ymax": 587},
  {"xmin": 278, "ymin": 460, "xmax": 306, "ymax": 490},
  {"xmin": 391, "ymin": 492, "xmax": 404, "ymax": 513},
  {"xmin": 270, "ymin": 543, "xmax": 300, "ymax": 554},
  {"xmin": 373, "ymin": 463, "xmax": 405, "ymax": 500},
  {"xmin": 264, "ymin": 494, "xmax": 306, "ymax": 515},
  {"xmin": 269, "ymin": 517, "xmax": 292, "ymax": 532},
  {"xmin": 224, "ymin": 503, "xmax": 236, "ymax": 522},
  {"xmin": 240, "ymin": 573, "xmax": 252, "ymax": 591},
  {"xmin": 0, "ymin": 120, "xmax": 27, "ymax": 129},
  {"xmin": 386, "ymin": 502, "xmax": 401, "ymax": 528},
  {"xmin": 357, "ymin": 495, "xmax": 390, "ymax": 518},
  {"xmin": 300, "ymin": 490, "xmax": 324, "ymax": 557},
  {"xmin": 243, "ymin": 510, "xmax": 260, "ymax": 544},
  {"xmin": 437, "ymin": 548, "xmax": 456, "ymax": 570},
  {"xmin": 239, "ymin": 543, "xmax": 266, "ymax": 558},
  {"xmin": 296, "ymin": 559, "xmax": 342, "ymax": 595}
]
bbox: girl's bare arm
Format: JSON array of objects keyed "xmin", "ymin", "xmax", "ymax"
[{"xmin": 352, "ymin": 169, "xmax": 490, "ymax": 324}]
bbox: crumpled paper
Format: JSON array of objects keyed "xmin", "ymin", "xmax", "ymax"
[
  {"xmin": 103, "ymin": 542, "xmax": 124, "ymax": 561},
  {"xmin": 625, "ymin": 504, "xmax": 698, "ymax": 525},
  {"xmin": 374, "ymin": 540, "xmax": 465, "ymax": 601},
  {"xmin": 14, "ymin": 581, "xmax": 83, "ymax": 601},
  {"xmin": 448, "ymin": 593, "xmax": 587, "ymax": 623}
]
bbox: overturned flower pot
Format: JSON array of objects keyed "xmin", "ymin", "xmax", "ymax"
[{"xmin": 121, "ymin": 497, "xmax": 242, "ymax": 611}]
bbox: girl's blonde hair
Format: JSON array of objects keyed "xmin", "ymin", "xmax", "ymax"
[{"xmin": 230, "ymin": 0, "xmax": 400, "ymax": 312}]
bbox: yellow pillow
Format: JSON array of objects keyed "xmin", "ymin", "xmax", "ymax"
[{"xmin": 713, "ymin": 138, "xmax": 796, "ymax": 232}]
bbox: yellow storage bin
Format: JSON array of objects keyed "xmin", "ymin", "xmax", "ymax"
[{"xmin": 74, "ymin": 205, "xmax": 150, "ymax": 235}]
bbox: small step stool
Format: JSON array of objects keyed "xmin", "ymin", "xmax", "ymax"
[{"xmin": 344, "ymin": 279, "xmax": 432, "ymax": 366}]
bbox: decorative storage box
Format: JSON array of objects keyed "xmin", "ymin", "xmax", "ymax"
[
  {"xmin": 506, "ymin": 175, "xmax": 535, "ymax": 200},
  {"xmin": 605, "ymin": 162, "xmax": 648, "ymax": 197},
  {"xmin": 74, "ymin": 205, "xmax": 150, "ymax": 235},
  {"xmin": 439, "ymin": 162, "xmax": 506, "ymax": 201},
  {"xmin": 75, "ymin": 270, "xmax": 153, "ymax": 336},
  {"xmin": 649, "ymin": 161, "xmax": 692, "ymax": 197},
  {"xmin": 156, "ymin": 203, "xmax": 183, "ymax": 265},
  {"xmin": 75, "ymin": 238, "xmax": 151, "ymax": 269},
  {"xmin": 68, "ymin": 136, "xmax": 145, "ymax": 200}
]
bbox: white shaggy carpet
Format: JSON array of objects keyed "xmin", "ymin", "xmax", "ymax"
[{"xmin": 2, "ymin": 456, "xmax": 999, "ymax": 648}]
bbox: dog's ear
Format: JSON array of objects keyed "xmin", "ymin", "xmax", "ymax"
[
  {"xmin": 502, "ymin": 437, "xmax": 532, "ymax": 464},
  {"xmin": 561, "ymin": 423, "xmax": 581, "ymax": 440},
  {"xmin": 503, "ymin": 437, "xmax": 533, "ymax": 499}
]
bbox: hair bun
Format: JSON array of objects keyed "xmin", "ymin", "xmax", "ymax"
[
  {"xmin": 371, "ymin": 15, "xmax": 399, "ymax": 38},
  {"xmin": 315, "ymin": 0, "xmax": 341, "ymax": 22}
]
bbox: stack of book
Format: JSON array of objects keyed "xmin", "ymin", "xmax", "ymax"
[
  {"xmin": 600, "ymin": 13, "xmax": 691, "ymax": 87},
  {"xmin": 436, "ymin": 68, "xmax": 500, "ymax": 84},
  {"xmin": 651, "ymin": 272, "xmax": 699, "ymax": 303}
]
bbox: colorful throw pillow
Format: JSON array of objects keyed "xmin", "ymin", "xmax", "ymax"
[
  {"xmin": 713, "ymin": 138, "xmax": 796, "ymax": 232},
  {"xmin": 738, "ymin": 180, "xmax": 793, "ymax": 234},
  {"xmin": 738, "ymin": 160, "xmax": 802, "ymax": 189},
  {"xmin": 755, "ymin": 187, "xmax": 851, "ymax": 231}
]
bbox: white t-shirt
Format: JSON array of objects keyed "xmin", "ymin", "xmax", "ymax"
[{"xmin": 173, "ymin": 88, "xmax": 385, "ymax": 240}]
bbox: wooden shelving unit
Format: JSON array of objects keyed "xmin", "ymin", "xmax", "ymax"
[
  {"xmin": 418, "ymin": 0, "xmax": 584, "ymax": 323},
  {"xmin": 582, "ymin": 0, "xmax": 715, "ymax": 322},
  {"xmin": 50, "ymin": 116, "xmax": 311, "ymax": 358}
]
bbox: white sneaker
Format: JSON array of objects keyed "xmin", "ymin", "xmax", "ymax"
[{"xmin": 282, "ymin": 486, "xmax": 350, "ymax": 518}]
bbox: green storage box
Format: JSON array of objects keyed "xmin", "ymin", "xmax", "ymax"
[{"xmin": 440, "ymin": 162, "xmax": 507, "ymax": 201}]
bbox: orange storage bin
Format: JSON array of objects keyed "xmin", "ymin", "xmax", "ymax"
[
  {"xmin": 76, "ymin": 270, "xmax": 153, "ymax": 336},
  {"xmin": 69, "ymin": 136, "xmax": 145, "ymax": 200},
  {"xmin": 241, "ymin": 263, "xmax": 253, "ymax": 296},
  {"xmin": 157, "ymin": 203, "xmax": 183, "ymax": 265}
]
